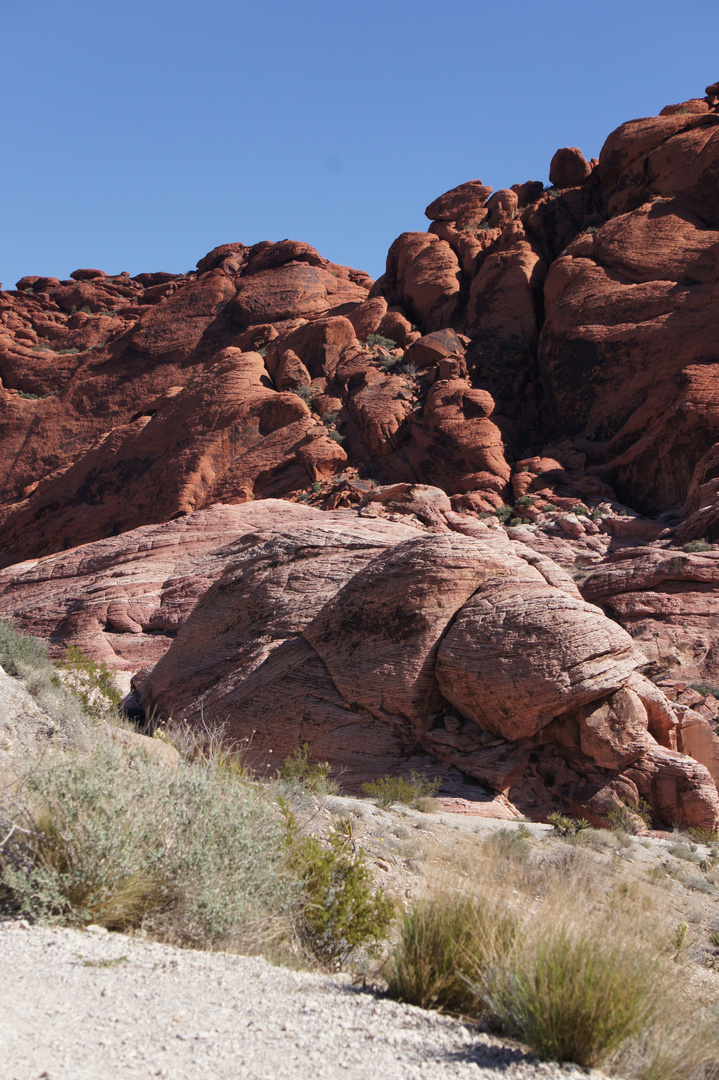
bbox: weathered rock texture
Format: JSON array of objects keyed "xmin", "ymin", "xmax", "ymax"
[
  {"xmin": 3, "ymin": 501, "xmax": 717, "ymax": 829},
  {"xmin": 2, "ymin": 82, "xmax": 719, "ymax": 829}
]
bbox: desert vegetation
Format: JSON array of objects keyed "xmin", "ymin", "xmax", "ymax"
[{"xmin": 2, "ymin": 622, "xmax": 719, "ymax": 1077}]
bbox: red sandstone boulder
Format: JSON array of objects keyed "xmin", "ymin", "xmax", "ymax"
[
  {"xmin": 581, "ymin": 547, "xmax": 719, "ymax": 685},
  {"xmin": 425, "ymin": 180, "xmax": 493, "ymax": 226},
  {"xmin": 2, "ymin": 499, "xmax": 716, "ymax": 827},
  {"xmin": 384, "ymin": 233, "xmax": 461, "ymax": 332},
  {"xmin": 548, "ymin": 147, "xmax": 592, "ymax": 188}
]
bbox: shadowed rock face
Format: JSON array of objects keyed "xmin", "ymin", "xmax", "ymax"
[{"xmin": 2, "ymin": 83, "xmax": 719, "ymax": 829}]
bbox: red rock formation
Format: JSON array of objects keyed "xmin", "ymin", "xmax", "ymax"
[{"xmin": 2, "ymin": 81, "xmax": 719, "ymax": 829}]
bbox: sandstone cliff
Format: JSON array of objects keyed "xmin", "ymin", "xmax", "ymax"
[{"xmin": 2, "ymin": 82, "xmax": 719, "ymax": 829}]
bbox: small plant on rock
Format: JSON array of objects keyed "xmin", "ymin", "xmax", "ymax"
[
  {"xmin": 56, "ymin": 644, "xmax": 122, "ymax": 718},
  {"xmin": 683, "ymin": 539, "xmax": 712, "ymax": 553},
  {"xmin": 291, "ymin": 385, "xmax": 317, "ymax": 405},
  {"xmin": 278, "ymin": 743, "xmax": 337, "ymax": 796},
  {"xmin": 548, "ymin": 812, "xmax": 590, "ymax": 838},
  {"xmin": 366, "ymin": 333, "xmax": 397, "ymax": 350},
  {"xmin": 361, "ymin": 772, "xmax": 441, "ymax": 810}
]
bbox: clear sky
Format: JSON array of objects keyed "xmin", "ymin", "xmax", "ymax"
[{"xmin": 2, "ymin": 0, "xmax": 718, "ymax": 287}]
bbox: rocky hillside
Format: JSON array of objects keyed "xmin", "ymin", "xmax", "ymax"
[{"xmin": 2, "ymin": 81, "xmax": 719, "ymax": 830}]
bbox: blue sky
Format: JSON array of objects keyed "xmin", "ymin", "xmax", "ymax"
[{"xmin": 2, "ymin": 0, "xmax": 718, "ymax": 286}]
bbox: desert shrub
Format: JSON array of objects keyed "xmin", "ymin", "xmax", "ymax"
[
  {"xmin": 57, "ymin": 644, "xmax": 122, "ymax": 716},
  {"xmin": 0, "ymin": 741, "xmax": 293, "ymax": 949},
  {"xmin": 321, "ymin": 411, "xmax": 337, "ymax": 426},
  {"xmin": 291, "ymin": 385, "xmax": 316, "ymax": 404},
  {"xmin": 481, "ymin": 827, "xmax": 530, "ymax": 863},
  {"xmin": 327, "ymin": 430, "xmax": 345, "ymax": 444},
  {"xmin": 361, "ymin": 772, "xmax": 441, "ymax": 810},
  {"xmin": 548, "ymin": 812, "xmax": 590, "ymax": 839},
  {"xmin": 0, "ymin": 621, "xmax": 48, "ymax": 676},
  {"xmin": 282, "ymin": 806, "xmax": 393, "ymax": 967},
  {"xmin": 543, "ymin": 502, "xmax": 558, "ymax": 512},
  {"xmin": 0, "ymin": 622, "xmax": 85, "ymax": 735},
  {"xmin": 386, "ymin": 893, "xmax": 516, "ymax": 1014},
  {"xmin": 494, "ymin": 504, "xmax": 514, "ymax": 523},
  {"xmin": 571, "ymin": 505, "xmax": 589, "ymax": 516},
  {"xmin": 516, "ymin": 495, "xmax": 535, "ymax": 507},
  {"xmin": 476, "ymin": 927, "xmax": 658, "ymax": 1067},
  {"xmin": 684, "ymin": 539, "xmax": 712, "ymax": 553},
  {"xmin": 667, "ymin": 841, "xmax": 702, "ymax": 865},
  {"xmin": 607, "ymin": 797, "xmax": 652, "ymax": 835},
  {"xmin": 366, "ymin": 333, "xmax": 397, "ymax": 349},
  {"xmin": 688, "ymin": 683, "xmax": 719, "ymax": 700},
  {"xmin": 278, "ymin": 743, "xmax": 337, "ymax": 796}
]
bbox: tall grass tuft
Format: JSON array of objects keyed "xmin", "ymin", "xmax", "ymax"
[
  {"xmin": 477, "ymin": 927, "xmax": 657, "ymax": 1067},
  {"xmin": 386, "ymin": 893, "xmax": 515, "ymax": 1014}
]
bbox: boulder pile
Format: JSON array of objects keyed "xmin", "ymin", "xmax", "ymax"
[{"xmin": 2, "ymin": 82, "xmax": 719, "ymax": 829}]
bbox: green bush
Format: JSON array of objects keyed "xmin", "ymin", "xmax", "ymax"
[
  {"xmin": 291, "ymin": 385, "xmax": 316, "ymax": 404},
  {"xmin": 327, "ymin": 430, "xmax": 345, "ymax": 444},
  {"xmin": 282, "ymin": 805, "xmax": 393, "ymax": 967},
  {"xmin": 607, "ymin": 798, "xmax": 652, "ymax": 835},
  {"xmin": 495, "ymin": 504, "xmax": 514, "ymax": 523},
  {"xmin": 361, "ymin": 772, "xmax": 441, "ymax": 810},
  {"xmin": 548, "ymin": 813, "xmax": 590, "ymax": 838},
  {"xmin": 278, "ymin": 743, "xmax": 337, "ymax": 796},
  {"xmin": 386, "ymin": 894, "xmax": 516, "ymax": 1014},
  {"xmin": 366, "ymin": 333, "xmax": 397, "ymax": 349},
  {"xmin": 688, "ymin": 682, "xmax": 719, "ymax": 700},
  {"xmin": 683, "ymin": 539, "xmax": 712, "ymax": 553},
  {"xmin": 321, "ymin": 411, "xmax": 338, "ymax": 426}
]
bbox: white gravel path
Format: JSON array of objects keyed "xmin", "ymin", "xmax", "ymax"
[{"xmin": 0, "ymin": 920, "xmax": 591, "ymax": 1080}]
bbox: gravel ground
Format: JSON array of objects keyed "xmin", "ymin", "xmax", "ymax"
[{"xmin": 0, "ymin": 920, "xmax": 591, "ymax": 1080}]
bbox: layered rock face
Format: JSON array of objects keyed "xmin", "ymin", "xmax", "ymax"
[
  {"xmin": 2, "ymin": 82, "xmax": 719, "ymax": 829},
  {"xmin": 2, "ymin": 501, "xmax": 717, "ymax": 829}
]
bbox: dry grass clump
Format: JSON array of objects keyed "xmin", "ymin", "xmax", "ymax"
[
  {"xmin": 386, "ymin": 893, "xmax": 515, "ymax": 1014},
  {"xmin": 477, "ymin": 926, "xmax": 656, "ymax": 1067},
  {"xmin": 387, "ymin": 826, "xmax": 719, "ymax": 1078}
]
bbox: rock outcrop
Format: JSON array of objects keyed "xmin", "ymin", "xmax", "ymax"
[
  {"xmin": 2, "ymin": 81, "xmax": 719, "ymax": 830},
  {"xmin": 2, "ymin": 501, "xmax": 717, "ymax": 829}
]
